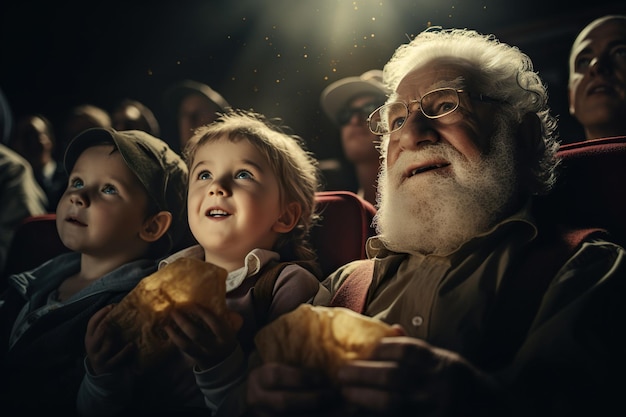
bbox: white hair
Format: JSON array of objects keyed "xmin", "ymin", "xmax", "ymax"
[{"xmin": 381, "ymin": 27, "xmax": 560, "ymax": 195}]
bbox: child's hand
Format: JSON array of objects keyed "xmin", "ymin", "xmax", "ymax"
[
  {"xmin": 84, "ymin": 304, "xmax": 137, "ymax": 375},
  {"xmin": 165, "ymin": 304, "xmax": 243, "ymax": 370}
]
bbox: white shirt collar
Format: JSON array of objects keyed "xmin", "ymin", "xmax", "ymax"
[{"xmin": 159, "ymin": 245, "xmax": 280, "ymax": 293}]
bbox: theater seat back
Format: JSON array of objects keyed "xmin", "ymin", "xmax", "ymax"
[
  {"xmin": 310, "ymin": 191, "xmax": 377, "ymax": 278},
  {"xmin": 1, "ymin": 213, "xmax": 69, "ymax": 290},
  {"xmin": 535, "ymin": 136, "xmax": 626, "ymax": 246}
]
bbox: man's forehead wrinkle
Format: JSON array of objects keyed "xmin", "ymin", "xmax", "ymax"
[
  {"xmin": 432, "ymin": 77, "xmax": 465, "ymax": 90},
  {"xmin": 396, "ymin": 75, "xmax": 466, "ymax": 100}
]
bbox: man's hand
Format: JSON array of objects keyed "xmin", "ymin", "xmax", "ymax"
[
  {"xmin": 246, "ymin": 335, "xmax": 503, "ymax": 416},
  {"xmin": 339, "ymin": 336, "xmax": 502, "ymax": 416}
]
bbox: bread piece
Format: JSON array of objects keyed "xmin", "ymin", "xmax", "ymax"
[
  {"xmin": 106, "ymin": 257, "xmax": 228, "ymax": 371},
  {"xmin": 254, "ymin": 304, "xmax": 399, "ymax": 380}
]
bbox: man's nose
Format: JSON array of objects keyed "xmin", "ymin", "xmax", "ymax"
[
  {"xmin": 396, "ymin": 112, "xmax": 439, "ymax": 150},
  {"xmin": 589, "ymin": 54, "xmax": 612, "ymax": 75}
]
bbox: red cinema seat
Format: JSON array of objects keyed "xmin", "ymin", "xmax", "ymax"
[{"xmin": 534, "ymin": 136, "xmax": 626, "ymax": 247}]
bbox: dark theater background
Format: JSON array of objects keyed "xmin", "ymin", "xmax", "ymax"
[{"xmin": 1, "ymin": 0, "xmax": 623, "ymax": 162}]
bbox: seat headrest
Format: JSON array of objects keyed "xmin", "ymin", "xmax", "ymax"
[{"xmin": 310, "ymin": 191, "xmax": 377, "ymax": 278}]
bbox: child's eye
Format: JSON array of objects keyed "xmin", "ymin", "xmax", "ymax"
[
  {"xmin": 197, "ymin": 170, "xmax": 211, "ymax": 181},
  {"xmin": 70, "ymin": 177, "xmax": 84, "ymax": 189},
  {"xmin": 235, "ymin": 170, "xmax": 253, "ymax": 180},
  {"xmin": 101, "ymin": 184, "xmax": 118, "ymax": 195}
]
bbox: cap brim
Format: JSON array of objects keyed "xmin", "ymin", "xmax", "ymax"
[
  {"xmin": 63, "ymin": 128, "xmax": 117, "ymax": 174},
  {"xmin": 63, "ymin": 128, "xmax": 159, "ymax": 202}
]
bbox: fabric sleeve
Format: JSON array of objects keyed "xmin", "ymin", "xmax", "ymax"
[
  {"xmin": 312, "ymin": 259, "xmax": 368, "ymax": 306},
  {"xmin": 267, "ymin": 264, "xmax": 325, "ymax": 321},
  {"xmin": 496, "ymin": 240, "xmax": 626, "ymax": 416},
  {"xmin": 76, "ymin": 358, "xmax": 133, "ymax": 417},
  {"xmin": 195, "ymin": 344, "xmax": 247, "ymax": 416}
]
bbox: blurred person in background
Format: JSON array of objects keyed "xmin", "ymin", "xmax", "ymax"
[
  {"xmin": 319, "ymin": 70, "xmax": 389, "ymax": 206},
  {"xmin": 111, "ymin": 98, "xmax": 161, "ymax": 136},
  {"xmin": 568, "ymin": 14, "xmax": 626, "ymax": 140},
  {"xmin": 61, "ymin": 103, "xmax": 112, "ymax": 153},
  {"xmin": 163, "ymin": 79, "xmax": 230, "ymax": 153},
  {"xmin": 10, "ymin": 114, "xmax": 67, "ymax": 211},
  {"xmin": 0, "ymin": 88, "xmax": 47, "ymax": 274}
]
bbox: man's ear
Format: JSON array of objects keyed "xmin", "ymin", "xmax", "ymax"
[
  {"xmin": 139, "ymin": 211, "xmax": 172, "ymax": 243},
  {"xmin": 517, "ymin": 112, "xmax": 544, "ymax": 157},
  {"xmin": 272, "ymin": 202, "xmax": 301, "ymax": 234}
]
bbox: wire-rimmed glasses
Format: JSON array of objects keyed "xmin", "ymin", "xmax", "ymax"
[{"xmin": 367, "ymin": 88, "xmax": 498, "ymax": 135}]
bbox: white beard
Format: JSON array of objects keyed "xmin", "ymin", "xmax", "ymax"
[{"xmin": 374, "ymin": 119, "xmax": 518, "ymax": 255}]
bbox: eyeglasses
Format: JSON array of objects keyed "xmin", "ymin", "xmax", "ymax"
[
  {"xmin": 367, "ymin": 88, "xmax": 500, "ymax": 135},
  {"xmin": 337, "ymin": 102, "xmax": 382, "ymax": 126}
]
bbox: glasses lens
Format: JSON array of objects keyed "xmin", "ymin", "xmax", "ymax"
[
  {"xmin": 368, "ymin": 107, "xmax": 384, "ymax": 134},
  {"xmin": 338, "ymin": 103, "xmax": 382, "ymax": 126},
  {"xmin": 421, "ymin": 89, "xmax": 459, "ymax": 118},
  {"xmin": 337, "ymin": 108, "xmax": 352, "ymax": 125},
  {"xmin": 369, "ymin": 102, "xmax": 409, "ymax": 135}
]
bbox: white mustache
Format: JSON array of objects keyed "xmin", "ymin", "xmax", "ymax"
[{"xmin": 387, "ymin": 144, "xmax": 461, "ymax": 181}]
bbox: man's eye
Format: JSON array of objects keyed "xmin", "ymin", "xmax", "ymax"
[
  {"xmin": 390, "ymin": 116, "xmax": 406, "ymax": 130},
  {"xmin": 235, "ymin": 170, "xmax": 253, "ymax": 180},
  {"xmin": 102, "ymin": 185, "xmax": 118, "ymax": 195},
  {"xmin": 575, "ymin": 56, "xmax": 592, "ymax": 71},
  {"xmin": 432, "ymin": 100, "xmax": 456, "ymax": 115},
  {"xmin": 613, "ymin": 46, "xmax": 626, "ymax": 61}
]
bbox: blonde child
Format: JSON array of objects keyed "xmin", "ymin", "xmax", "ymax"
[{"xmin": 78, "ymin": 109, "xmax": 326, "ymax": 416}]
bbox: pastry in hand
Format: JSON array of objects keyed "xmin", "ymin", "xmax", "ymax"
[
  {"xmin": 254, "ymin": 304, "xmax": 401, "ymax": 381},
  {"xmin": 105, "ymin": 257, "xmax": 232, "ymax": 370}
]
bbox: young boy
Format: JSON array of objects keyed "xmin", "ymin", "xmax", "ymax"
[
  {"xmin": 78, "ymin": 110, "xmax": 327, "ymax": 416},
  {"xmin": 0, "ymin": 127, "xmax": 188, "ymax": 415}
]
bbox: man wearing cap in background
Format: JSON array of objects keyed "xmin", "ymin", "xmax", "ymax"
[
  {"xmin": 319, "ymin": 69, "xmax": 390, "ymax": 206},
  {"xmin": 163, "ymin": 79, "xmax": 231, "ymax": 153},
  {"xmin": 0, "ymin": 127, "xmax": 188, "ymax": 415}
]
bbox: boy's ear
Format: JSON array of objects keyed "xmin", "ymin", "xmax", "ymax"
[
  {"xmin": 272, "ymin": 202, "xmax": 301, "ymax": 233},
  {"xmin": 139, "ymin": 211, "xmax": 172, "ymax": 243}
]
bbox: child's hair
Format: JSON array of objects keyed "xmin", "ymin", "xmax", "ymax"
[
  {"xmin": 184, "ymin": 109, "xmax": 321, "ymax": 262},
  {"xmin": 63, "ymin": 128, "xmax": 189, "ymax": 258}
]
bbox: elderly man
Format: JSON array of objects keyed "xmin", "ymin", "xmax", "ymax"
[
  {"xmin": 246, "ymin": 27, "xmax": 626, "ymax": 417},
  {"xmin": 568, "ymin": 14, "xmax": 626, "ymax": 140}
]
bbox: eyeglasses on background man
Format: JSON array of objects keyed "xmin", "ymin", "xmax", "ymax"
[{"xmin": 337, "ymin": 102, "xmax": 383, "ymax": 126}]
